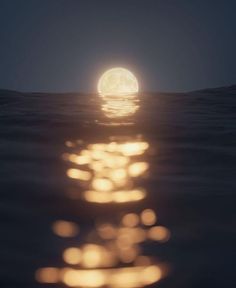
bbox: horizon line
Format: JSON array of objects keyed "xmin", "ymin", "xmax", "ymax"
[{"xmin": 0, "ymin": 83, "xmax": 235, "ymax": 95}]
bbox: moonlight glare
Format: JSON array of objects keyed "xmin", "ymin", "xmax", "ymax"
[{"xmin": 97, "ymin": 67, "xmax": 139, "ymax": 97}]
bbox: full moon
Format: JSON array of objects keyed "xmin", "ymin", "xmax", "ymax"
[{"xmin": 97, "ymin": 67, "xmax": 139, "ymax": 97}]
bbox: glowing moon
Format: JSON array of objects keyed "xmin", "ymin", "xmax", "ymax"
[{"xmin": 97, "ymin": 67, "xmax": 139, "ymax": 97}]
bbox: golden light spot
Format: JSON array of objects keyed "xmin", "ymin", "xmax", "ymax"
[
  {"xmin": 89, "ymin": 161, "xmax": 104, "ymax": 172},
  {"xmin": 128, "ymin": 162, "xmax": 149, "ymax": 177},
  {"xmin": 74, "ymin": 155, "xmax": 91, "ymax": 165},
  {"xmin": 97, "ymin": 67, "xmax": 139, "ymax": 97},
  {"xmin": 103, "ymin": 155, "xmax": 127, "ymax": 168},
  {"xmin": 84, "ymin": 190, "xmax": 112, "ymax": 203},
  {"xmin": 129, "ymin": 189, "xmax": 146, "ymax": 201},
  {"xmin": 88, "ymin": 143, "xmax": 107, "ymax": 151},
  {"xmin": 140, "ymin": 209, "xmax": 157, "ymax": 226},
  {"xmin": 81, "ymin": 149, "xmax": 91, "ymax": 157},
  {"xmin": 101, "ymin": 99, "xmax": 140, "ymax": 118},
  {"xmin": 61, "ymin": 266, "xmax": 162, "ymax": 288},
  {"xmin": 67, "ymin": 153, "xmax": 91, "ymax": 165},
  {"xmin": 35, "ymin": 267, "xmax": 59, "ymax": 283},
  {"xmin": 67, "ymin": 168, "xmax": 91, "ymax": 181},
  {"xmin": 68, "ymin": 154, "xmax": 78, "ymax": 162},
  {"xmin": 109, "ymin": 168, "xmax": 127, "ymax": 183},
  {"xmin": 141, "ymin": 265, "xmax": 162, "ymax": 284},
  {"xmin": 108, "ymin": 268, "xmax": 141, "ymax": 288},
  {"xmin": 80, "ymin": 244, "xmax": 116, "ymax": 268},
  {"xmin": 119, "ymin": 142, "xmax": 149, "ymax": 156},
  {"xmin": 63, "ymin": 247, "xmax": 82, "ymax": 265},
  {"xmin": 148, "ymin": 226, "xmax": 171, "ymax": 242},
  {"xmin": 52, "ymin": 220, "xmax": 79, "ymax": 237},
  {"xmin": 106, "ymin": 142, "xmax": 118, "ymax": 152},
  {"xmin": 59, "ymin": 267, "xmax": 71, "ymax": 281},
  {"xmin": 122, "ymin": 213, "xmax": 139, "ymax": 227},
  {"xmin": 81, "ymin": 244, "xmax": 104, "ymax": 268},
  {"xmin": 92, "ymin": 178, "xmax": 114, "ymax": 192},
  {"xmin": 91, "ymin": 150, "xmax": 107, "ymax": 160},
  {"xmin": 112, "ymin": 189, "xmax": 145, "ymax": 203},
  {"xmin": 63, "ymin": 269, "xmax": 106, "ymax": 287},
  {"xmin": 81, "ymin": 178, "xmax": 146, "ymax": 203}
]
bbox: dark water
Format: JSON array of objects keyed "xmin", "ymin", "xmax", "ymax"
[{"xmin": 0, "ymin": 87, "xmax": 235, "ymax": 288}]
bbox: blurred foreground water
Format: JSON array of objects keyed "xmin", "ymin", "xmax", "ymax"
[{"xmin": 0, "ymin": 86, "xmax": 236, "ymax": 287}]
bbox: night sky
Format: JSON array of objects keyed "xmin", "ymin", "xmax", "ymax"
[{"xmin": 0, "ymin": 0, "xmax": 235, "ymax": 93}]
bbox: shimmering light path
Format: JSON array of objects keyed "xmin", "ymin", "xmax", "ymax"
[{"xmin": 35, "ymin": 72, "xmax": 170, "ymax": 288}]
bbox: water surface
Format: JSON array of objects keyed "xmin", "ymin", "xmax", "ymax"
[{"xmin": 0, "ymin": 87, "xmax": 235, "ymax": 287}]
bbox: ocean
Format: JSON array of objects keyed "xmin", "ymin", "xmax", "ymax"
[{"xmin": 0, "ymin": 86, "xmax": 235, "ymax": 288}]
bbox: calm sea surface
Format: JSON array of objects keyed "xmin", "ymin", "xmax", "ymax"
[{"xmin": 0, "ymin": 87, "xmax": 235, "ymax": 287}]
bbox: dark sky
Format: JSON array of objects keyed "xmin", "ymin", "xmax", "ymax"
[{"xmin": 0, "ymin": 0, "xmax": 236, "ymax": 93}]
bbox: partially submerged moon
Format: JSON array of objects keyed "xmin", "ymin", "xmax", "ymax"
[{"xmin": 97, "ymin": 67, "xmax": 139, "ymax": 97}]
